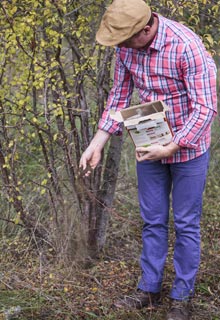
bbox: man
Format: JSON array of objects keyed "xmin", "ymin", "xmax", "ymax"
[{"xmin": 79, "ymin": 0, "xmax": 217, "ymax": 319}]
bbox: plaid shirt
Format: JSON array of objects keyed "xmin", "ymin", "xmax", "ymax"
[{"xmin": 98, "ymin": 14, "xmax": 217, "ymax": 163}]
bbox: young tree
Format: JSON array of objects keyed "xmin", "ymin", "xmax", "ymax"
[
  {"xmin": 0, "ymin": 0, "xmax": 219, "ymax": 262},
  {"xmin": 0, "ymin": 0, "xmax": 121, "ymax": 261}
]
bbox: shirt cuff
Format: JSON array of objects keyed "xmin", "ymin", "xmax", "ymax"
[
  {"xmin": 172, "ymin": 133, "xmax": 198, "ymax": 149},
  {"xmin": 98, "ymin": 118, "xmax": 123, "ymax": 136}
]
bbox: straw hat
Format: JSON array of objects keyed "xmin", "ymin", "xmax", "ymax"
[{"xmin": 96, "ymin": 0, "xmax": 151, "ymax": 46}]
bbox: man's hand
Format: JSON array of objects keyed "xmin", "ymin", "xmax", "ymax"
[
  {"xmin": 136, "ymin": 142, "xmax": 180, "ymax": 162},
  {"xmin": 79, "ymin": 129, "xmax": 111, "ymax": 177},
  {"xmin": 79, "ymin": 146, "xmax": 102, "ymax": 176}
]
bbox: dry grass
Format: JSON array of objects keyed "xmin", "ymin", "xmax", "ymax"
[
  {"xmin": 0, "ymin": 186, "xmax": 220, "ymax": 320},
  {"xmin": 1, "ymin": 124, "xmax": 220, "ymax": 319}
]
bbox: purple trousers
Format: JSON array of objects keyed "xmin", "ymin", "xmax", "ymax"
[{"xmin": 136, "ymin": 151, "xmax": 209, "ymax": 300}]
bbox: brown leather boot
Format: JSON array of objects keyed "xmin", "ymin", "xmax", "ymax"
[
  {"xmin": 113, "ymin": 290, "xmax": 161, "ymax": 309},
  {"xmin": 166, "ymin": 299, "xmax": 191, "ymax": 320}
]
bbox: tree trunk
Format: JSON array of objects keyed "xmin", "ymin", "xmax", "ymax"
[{"xmin": 86, "ymin": 134, "xmax": 123, "ymax": 258}]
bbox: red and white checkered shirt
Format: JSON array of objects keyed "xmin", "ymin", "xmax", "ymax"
[{"xmin": 98, "ymin": 14, "xmax": 217, "ymax": 163}]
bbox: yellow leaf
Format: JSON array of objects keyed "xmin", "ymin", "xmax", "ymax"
[
  {"xmin": 8, "ymin": 140, "xmax": 14, "ymax": 148},
  {"xmin": 14, "ymin": 212, "xmax": 21, "ymax": 224},
  {"xmin": 41, "ymin": 179, "xmax": 47, "ymax": 186},
  {"xmin": 10, "ymin": 6, "xmax": 17, "ymax": 14},
  {"xmin": 204, "ymin": 34, "xmax": 214, "ymax": 46}
]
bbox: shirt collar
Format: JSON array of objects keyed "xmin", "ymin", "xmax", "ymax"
[{"xmin": 148, "ymin": 13, "xmax": 167, "ymax": 52}]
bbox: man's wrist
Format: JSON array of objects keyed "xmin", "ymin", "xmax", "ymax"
[
  {"xmin": 90, "ymin": 129, "xmax": 111, "ymax": 152},
  {"xmin": 165, "ymin": 142, "xmax": 181, "ymax": 157}
]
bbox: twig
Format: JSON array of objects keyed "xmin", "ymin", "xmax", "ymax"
[
  {"xmin": 0, "ymin": 279, "xmax": 13, "ymax": 290},
  {"xmin": 0, "ymin": 217, "xmax": 24, "ymax": 227}
]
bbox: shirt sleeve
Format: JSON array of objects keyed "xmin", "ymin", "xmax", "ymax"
[
  {"xmin": 98, "ymin": 49, "xmax": 134, "ymax": 135},
  {"xmin": 172, "ymin": 40, "xmax": 217, "ymax": 149}
]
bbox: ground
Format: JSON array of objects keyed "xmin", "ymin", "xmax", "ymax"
[
  {"xmin": 0, "ymin": 187, "xmax": 220, "ymax": 320},
  {"xmin": 1, "ymin": 131, "xmax": 220, "ymax": 320}
]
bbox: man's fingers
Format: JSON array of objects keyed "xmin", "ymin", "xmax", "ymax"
[
  {"xmin": 136, "ymin": 149, "xmax": 149, "ymax": 158},
  {"xmin": 78, "ymin": 164, "xmax": 93, "ymax": 177},
  {"xmin": 79, "ymin": 157, "xmax": 88, "ymax": 171}
]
